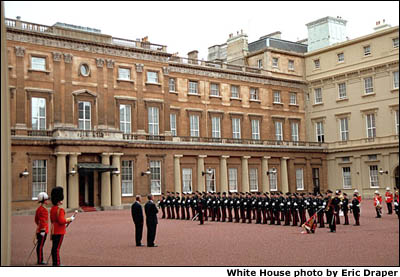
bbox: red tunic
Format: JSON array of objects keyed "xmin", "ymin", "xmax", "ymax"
[
  {"xmin": 385, "ymin": 192, "xmax": 393, "ymax": 203},
  {"xmin": 50, "ymin": 206, "xmax": 67, "ymax": 235},
  {"xmin": 34, "ymin": 205, "xmax": 49, "ymax": 233},
  {"xmin": 357, "ymin": 195, "xmax": 362, "ymax": 203},
  {"xmin": 374, "ymin": 196, "xmax": 383, "ymax": 207}
]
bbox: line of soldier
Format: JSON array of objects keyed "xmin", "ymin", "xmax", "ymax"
[{"xmin": 157, "ymin": 189, "xmax": 366, "ymax": 230}]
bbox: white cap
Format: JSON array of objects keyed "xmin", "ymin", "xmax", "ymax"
[
  {"xmin": 374, "ymin": 190, "xmax": 379, "ymax": 194},
  {"xmin": 354, "ymin": 189, "xmax": 359, "ymax": 193},
  {"xmin": 37, "ymin": 192, "xmax": 49, "ymax": 202},
  {"xmin": 386, "ymin": 187, "xmax": 390, "ymax": 191}
]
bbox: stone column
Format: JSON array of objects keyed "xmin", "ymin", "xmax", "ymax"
[
  {"xmin": 262, "ymin": 156, "xmax": 271, "ymax": 193},
  {"xmin": 281, "ymin": 157, "xmax": 290, "ymax": 193},
  {"xmin": 174, "ymin": 155, "xmax": 183, "ymax": 193},
  {"xmin": 197, "ymin": 155, "xmax": 207, "ymax": 192},
  {"xmin": 101, "ymin": 153, "xmax": 111, "ymax": 207},
  {"xmin": 55, "ymin": 152, "xmax": 68, "ymax": 209},
  {"xmin": 220, "ymin": 156, "xmax": 229, "ymax": 193},
  {"xmin": 68, "ymin": 153, "xmax": 80, "ymax": 209},
  {"xmin": 241, "ymin": 156, "xmax": 251, "ymax": 192},
  {"xmin": 111, "ymin": 153, "xmax": 123, "ymax": 206}
]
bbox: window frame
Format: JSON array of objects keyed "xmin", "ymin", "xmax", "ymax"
[
  {"xmin": 119, "ymin": 104, "xmax": 132, "ymax": 134},
  {"xmin": 249, "ymin": 168, "xmax": 259, "ymax": 192},
  {"xmin": 206, "ymin": 168, "xmax": 216, "ymax": 192},
  {"xmin": 210, "ymin": 83, "xmax": 220, "ymax": 97},
  {"xmin": 121, "ymin": 160, "xmax": 134, "ymax": 197},
  {"xmin": 32, "ymin": 159, "xmax": 47, "ymax": 200},
  {"xmin": 338, "ymin": 82, "xmax": 347, "ymax": 99},
  {"xmin": 31, "ymin": 97, "xmax": 46, "ymax": 130},
  {"xmin": 272, "ymin": 57, "xmax": 279, "ymax": 68},
  {"xmin": 275, "ymin": 121, "xmax": 283, "ymax": 141},
  {"xmin": 31, "ymin": 56, "xmax": 46, "ymax": 71},
  {"xmin": 393, "ymin": 37, "xmax": 399, "ymax": 48},
  {"xmin": 337, "ymin": 52, "xmax": 344, "ymax": 63},
  {"xmin": 369, "ymin": 165, "xmax": 379, "ymax": 188},
  {"xmin": 211, "ymin": 116, "xmax": 221, "ymax": 138},
  {"xmin": 314, "ymin": 59, "xmax": 320, "ymax": 69},
  {"xmin": 289, "ymin": 92, "xmax": 297, "ymax": 105},
  {"xmin": 269, "ymin": 172, "xmax": 277, "ymax": 191},
  {"xmin": 288, "ymin": 59, "xmax": 294, "ymax": 71},
  {"xmin": 364, "ymin": 77, "xmax": 374, "ymax": 94},
  {"xmin": 188, "ymin": 80, "xmax": 199, "ymax": 94},
  {"xmin": 363, "ymin": 45, "xmax": 371, "ymax": 56},
  {"xmin": 249, "ymin": 87, "xmax": 259, "ymax": 100},
  {"xmin": 273, "ymin": 90, "xmax": 281, "ymax": 104},
  {"xmin": 231, "ymin": 85, "xmax": 240, "ymax": 98},
  {"xmin": 146, "ymin": 71, "xmax": 159, "ymax": 84},
  {"xmin": 190, "ymin": 114, "xmax": 200, "ymax": 137},
  {"xmin": 78, "ymin": 101, "xmax": 91, "ymax": 130},
  {"xmin": 393, "ymin": 71, "xmax": 399, "ymax": 89},
  {"xmin": 232, "ymin": 117, "xmax": 241, "ymax": 139},
  {"xmin": 340, "ymin": 117, "xmax": 349, "ymax": 141},
  {"xmin": 150, "ymin": 160, "xmax": 162, "ymax": 195},
  {"xmin": 366, "ymin": 113, "xmax": 376, "ymax": 139},
  {"xmin": 257, "ymin": 59, "xmax": 263, "ymax": 69},
  {"xmin": 296, "ymin": 168, "xmax": 304, "ymax": 191},
  {"xmin": 148, "ymin": 106, "xmax": 159, "ymax": 136},
  {"xmin": 228, "ymin": 168, "xmax": 238, "ymax": 192},
  {"xmin": 118, "ymin": 67, "xmax": 131, "ymax": 80},
  {"xmin": 291, "ymin": 121, "xmax": 299, "ymax": 142},
  {"xmin": 316, "ymin": 121, "xmax": 324, "ymax": 142},
  {"xmin": 170, "ymin": 113, "xmax": 177, "ymax": 136},
  {"xmin": 342, "ymin": 167, "xmax": 352, "ymax": 189},
  {"xmin": 251, "ymin": 119, "xmax": 260, "ymax": 140},
  {"xmin": 314, "ymin": 88, "xmax": 323, "ymax": 104},
  {"xmin": 169, "ymin": 78, "xmax": 176, "ymax": 92},
  {"xmin": 182, "ymin": 168, "xmax": 193, "ymax": 193}
]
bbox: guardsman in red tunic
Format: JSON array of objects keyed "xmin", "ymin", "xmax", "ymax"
[
  {"xmin": 384, "ymin": 187, "xmax": 394, "ymax": 214},
  {"xmin": 35, "ymin": 192, "xmax": 49, "ymax": 265},
  {"xmin": 373, "ymin": 191, "xmax": 383, "ymax": 218},
  {"xmin": 50, "ymin": 186, "xmax": 75, "ymax": 266}
]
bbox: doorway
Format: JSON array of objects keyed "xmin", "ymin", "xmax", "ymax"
[
  {"xmin": 79, "ymin": 172, "xmax": 94, "ymax": 207},
  {"xmin": 395, "ymin": 166, "xmax": 399, "ymax": 190}
]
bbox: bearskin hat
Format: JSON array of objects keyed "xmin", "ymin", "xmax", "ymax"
[{"xmin": 51, "ymin": 186, "xmax": 64, "ymax": 205}]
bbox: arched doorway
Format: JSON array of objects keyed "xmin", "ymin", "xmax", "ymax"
[{"xmin": 394, "ymin": 166, "xmax": 399, "ymax": 190}]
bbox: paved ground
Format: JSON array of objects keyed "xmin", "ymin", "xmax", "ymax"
[{"xmin": 11, "ymin": 200, "xmax": 399, "ymax": 266}]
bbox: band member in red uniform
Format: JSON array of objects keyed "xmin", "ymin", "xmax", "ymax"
[
  {"xmin": 35, "ymin": 192, "xmax": 49, "ymax": 265},
  {"xmin": 50, "ymin": 186, "xmax": 75, "ymax": 266},
  {"xmin": 374, "ymin": 191, "xmax": 383, "ymax": 218},
  {"xmin": 385, "ymin": 187, "xmax": 394, "ymax": 214}
]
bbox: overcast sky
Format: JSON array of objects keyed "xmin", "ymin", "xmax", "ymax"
[{"xmin": 4, "ymin": 1, "xmax": 399, "ymax": 60}]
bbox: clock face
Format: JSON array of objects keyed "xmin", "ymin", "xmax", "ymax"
[{"xmin": 80, "ymin": 64, "xmax": 90, "ymax": 76}]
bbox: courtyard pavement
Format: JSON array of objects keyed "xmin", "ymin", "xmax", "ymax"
[{"xmin": 11, "ymin": 200, "xmax": 399, "ymax": 266}]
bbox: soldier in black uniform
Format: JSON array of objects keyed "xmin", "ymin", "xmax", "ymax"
[
  {"xmin": 342, "ymin": 193, "xmax": 349, "ymax": 225},
  {"xmin": 273, "ymin": 193, "xmax": 281, "ymax": 225},
  {"xmin": 299, "ymin": 193, "xmax": 307, "ymax": 226},
  {"xmin": 245, "ymin": 193, "xmax": 252, "ymax": 224},
  {"xmin": 310, "ymin": 193, "xmax": 318, "ymax": 218},
  {"xmin": 326, "ymin": 190, "xmax": 337, "ymax": 232},
  {"xmin": 240, "ymin": 193, "xmax": 246, "ymax": 223},
  {"xmin": 203, "ymin": 192, "xmax": 209, "ymax": 221},
  {"xmin": 323, "ymin": 192, "xmax": 329, "ymax": 226},
  {"xmin": 194, "ymin": 192, "xmax": 203, "ymax": 225},
  {"xmin": 251, "ymin": 192, "xmax": 257, "ymax": 220},
  {"xmin": 255, "ymin": 192, "xmax": 262, "ymax": 224},
  {"xmin": 191, "ymin": 192, "xmax": 197, "ymax": 219},
  {"xmin": 279, "ymin": 192, "xmax": 285, "ymax": 223},
  {"xmin": 334, "ymin": 191, "xmax": 341, "ymax": 224},
  {"xmin": 175, "ymin": 192, "xmax": 181, "ymax": 219},
  {"xmin": 216, "ymin": 192, "xmax": 222, "ymax": 222},
  {"xmin": 304, "ymin": 193, "xmax": 312, "ymax": 219},
  {"xmin": 394, "ymin": 190, "xmax": 399, "ymax": 220},
  {"xmin": 261, "ymin": 193, "xmax": 268, "ymax": 224},
  {"xmin": 349, "ymin": 193, "xmax": 360, "ymax": 225},
  {"xmin": 221, "ymin": 192, "xmax": 228, "ymax": 222},
  {"xmin": 180, "ymin": 193, "xmax": 186, "ymax": 220},
  {"xmin": 269, "ymin": 193, "xmax": 275, "ymax": 225},
  {"xmin": 264, "ymin": 192, "xmax": 271, "ymax": 223},
  {"xmin": 166, "ymin": 191, "xmax": 172, "ymax": 219},
  {"xmin": 159, "ymin": 193, "xmax": 166, "ymax": 219},
  {"xmin": 227, "ymin": 192, "xmax": 233, "ymax": 222},
  {"xmin": 291, "ymin": 194, "xmax": 299, "ymax": 226},
  {"xmin": 185, "ymin": 193, "xmax": 191, "ymax": 220},
  {"xmin": 317, "ymin": 193, "xmax": 325, "ymax": 228},
  {"xmin": 170, "ymin": 192, "xmax": 176, "ymax": 219},
  {"xmin": 234, "ymin": 193, "xmax": 241, "ymax": 223},
  {"xmin": 284, "ymin": 193, "xmax": 291, "ymax": 226}
]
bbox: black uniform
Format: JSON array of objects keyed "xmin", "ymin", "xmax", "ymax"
[
  {"xmin": 246, "ymin": 196, "xmax": 252, "ymax": 224},
  {"xmin": 185, "ymin": 196, "xmax": 191, "ymax": 220},
  {"xmin": 317, "ymin": 197, "xmax": 325, "ymax": 228},
  {"xmin": 159, "ymin": 196, "xmax": 166, "ymax": 219},
  {"xmin": 166, "ymin": 195, "xmax": 172, "ymax": 219},
  {"xmin": 227, "ymin": 195, "xmax": 234, "ymax": 222},
  {"xmin": 342, "ymin": 197, "xmax": 349, "ymax": 225},
  {"xmin": 175, "ymin": 195, "xmax": 181, "ymax": 219},
  {"xmin": 350, "ymin": 197, "xmax": 360, "ymax": 225},
  {"xmin": 131, "ymin": 201, "xmax": 144, "ymax": 246},
  {"xmin": 144, "ymin": 200, "xmax": 158, "ymax": 247},
  {"xmin": 256, "ymin": 196, "xmax": 263, "ymax": 224},
  {"xmin": 221, "ymin": 195, "xmax": 228, "ymax": 222},
  {"xmin": 234, "ymin": 195, "xmax": 241, "ymax": 223},
  {"xmin": 274, "ymin": 197, "xmax": 281, "ymax": 225},
  {"xmin": 180, "ymin": 195, "xmax": 186, "ymax": 220},
  {"xmin": 171, "ymin": 195, "xmax": 176, "ymax": 219}
]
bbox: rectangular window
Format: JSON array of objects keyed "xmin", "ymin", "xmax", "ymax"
[
  {"xmin": 288, "ymin": 60, "xmax": 294, "ymax": 70},
  {"xmin": 118, "ymin": 68, "xmax": 130, "ymax": 80},
  {"xmin": 121, "ymin": 160, "xmax": 133, "ymax": 196},
  {"xmin": 232, "ymin": 118, "xmax": 241, "ymax": 139},
  {"xmin": 169, "ymin": 78, "xmax": 176, "ymax": 92},
  {"xmin": 314, "ymin": 88, "xmax": 323, "ymax": 104},
  {"xmin": 182, "ymin": 168, "xmax": 192, "ymax": 193},
  {"xmin": 211, "ymin": 117, "xmax": 221, "ymax": 138},
  {"xmin": 337, "ymin": 53, "xmax": 344, "ymax": 62},
  {"xmin": 170, "ymin": 114, "xmax": 177, "ymax": 136},
  {"xmin": 338, "ymin": 83, "xmax": 347, "ymax": 99},
  {"xmin": 289, "ymin": 92, "xmax": 297, "ymax": 105},
  {"xmin": 251, "ymin": 119, "xmax": 260, "ymax": 140},
  {"xmin": 189, "ymin": 81, "xmax": 198, "ymax": 94},
  {"xmin": 78, "ymin": 101, "xmax": 91, "ymax": 130},
  {"xmin": 314, "ymin": 59, "xmax": 320, "ymax": 69},
  {"xmin": 291, "ymin": 122, "xmax": 299, "ymax": 142},
  {"xmin": 296, "ymin": 168, "xmax": 304, "ymax": 190},
  {"xmin": 249, "ymin": 168, "xmax": 258, "ymax": 192},
  {"xmin": 148, "ymin": 107, "xmax": 159, "ymax": 135},
  {"xmin": 316, "ymin": 121, "xmax": 324, "ymax": 142},
  {"xmin": 342, "ymin": 167, "xmax": 352, "ymax": 189},
  {"xmin": 206, "ymin": 168, "xmax": 216, "ymax": 192},
  {"xmin": 393, "ymin": 37, "xmax": 399, "ymax": 48},
  {"xmin": 369, "ymin": 165, "xmax": 379, "ymax": 188},
  {"xmin": 269, "ymin": 172, "xmax": 277, "ymax": 191},
  {"xmin": 368, "ymin": 154, "xmax": 377, "ymax": 161},
  {"xmin": 395, "ymin": 110, "xmax": 399, "ymax": 135},
  {"xmin": 231, "ymin": 85, "xmax": 239, "ymax": 98},
  {"xmin": 119, "ymin": 104, "xmax": 131, "ymax": 134},
  {"xmin": 190, "ymin": 115, "xmax": 200, "ymax": 137},
  {"xmin": 364, "ymin": 45, "xmax": 371, "ymax": 56},
  {"xmin": 342, "ymin": 157, "xmax": 350, "ymax": 162},
  {"xmin": 340, "ymin": 118, "xmax": 349, "ymax": 141},
  {"xmin": 32, "ymin": 160, "xmax": 47, "ymax": 200},
  {"xmin": 272, "ymin": 57, "xmax": 279, "ymax": 68},
  {"xmin": 364, "ymin": 77, "xmax": 373, "ymax": 94},
  {"xmin": 273, "ymin": 91, "xmax": 281, "ymax": 103},
  {"xmin": 150, "ymin": 160, "xmax": 161, "ymax": 195},
  {"xmin": 228, "ymin": 168, "xmax": 238, "ymax": 192},
  {"xmin": 394, "ymin": 71, "xmax": 399, "ymax": 89},
  {"xmin": 275, "ymin": 121, "xmax": 283, "ymax": 141},
  {"xmin": 250, "ymin": 88, "xmax": 259, "ymax": 100},
  {"xmin": 210, "ymin": 83, "xmax": 220, "ymax": 96},
  {"xmin": 366, "ymin": 113, "xmax": 376, "ymax": 138},
  {"xmin": 257, "ymin": 59, "xmax": 263, "ymax": 69},
  {"xmin": 312, "ymin": 168, "xmax": 320, "ymax": 192},
  {"xmin": 146, "ymin": 71, "xmax": 158, "ymax": 84},
  {"xmin": 31, "ymin": 56, "xmax": 46, "ymax": 70},
  {"xmin": 31, "ymin": 97, "xmax": 46, "ymax": 130}
]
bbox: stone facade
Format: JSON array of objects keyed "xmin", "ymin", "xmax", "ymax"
[{"xmin": 6, "ymin": 18, "xmax": 327, "ymax": 211}]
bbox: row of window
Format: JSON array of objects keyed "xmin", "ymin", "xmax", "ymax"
[
  {"xmin": 31, "ymin": 159, "xmax": 319, "ymax": 199},
  {"xmin": 312, "ymin": 71, "xmax": 399, "ymax": 105},
  {"xmin": 314, "ymin": 110, "xmax": 399, "ymax": 143},
  {"xmin": 341, "ymin": 165, "xmax": 381, "ymax": 189},
  {"xmin": 256, "ymin": 57, "xmax": 295, "ymax": 71},
  {"xmin": 312, "ymin": 37, "xmax": 399, "ymax": 69}
]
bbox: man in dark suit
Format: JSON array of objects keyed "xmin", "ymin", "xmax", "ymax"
[
  {"xmin": 131, "ymin": 195, "xmax": 144, "ymax": 247},
  {"xmin": 145, "ymin": 194, "xmax": 159, "ymax": 247}
]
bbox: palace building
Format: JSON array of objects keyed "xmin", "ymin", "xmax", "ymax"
[{"xmin": 5, "ymin": 16, "xmax": 398, "ymax": 211}]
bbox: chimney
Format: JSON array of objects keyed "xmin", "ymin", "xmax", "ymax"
[
  {"xmin": 188, "ymin": 50, "xmax": 199, "ymax": 64},
  {"xmin": 374, "ymin": 19, "xmax": 391, "ymax": 32},
  {"xmin": 226, "ymin": 30, "xmax": 248, "ymax": 65}
]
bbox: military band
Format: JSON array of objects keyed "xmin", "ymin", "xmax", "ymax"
[{"xmin": 159, "ymin": 188, "xmax": 399, "ymax": 231}]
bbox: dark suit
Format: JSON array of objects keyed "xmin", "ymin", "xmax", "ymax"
[
  {"xmin": 131, "ymin": 201, "xmax": 144, "ymax": 246},
  {"xmin": 145, "ymin": 200, "xmax": 159, "ymax": 246}
]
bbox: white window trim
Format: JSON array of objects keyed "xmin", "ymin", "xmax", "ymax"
[
  {"xmin": 275, "ymin": 121, "xmax": 283, "ymax": 141},
  {"xmin": 273, "ymin": 91, "xmax": 281, "ymax": 104},
  {"xmin": 206, "ymin": 168, "xmax": 216, "ymax": 192},
  {"xmin": 340, "ymin": 117, "xmax": 349, "ymax": 141},
  {"xmin": 148, "ymin": 107, "xmax": 159, "ymax": 135},
  {"xmin": 31, "ymin": 97, "xmax": 46, "ymax": 130},
  {"xmin": 211, "ymin": 117, "xmax": 221, "ymax": 138},
  {"xmin": 369, "ymin": 165, "xmax": 379, "ymax": 188},
  {"xmin": 169, "ymin": 78, "xmax": 176, "ymax": 92},
  {"xmin": 146, "ymin": 71, "xmax": 159, "ymax": 84},
  {"xmin": 251, "ymin": 119, "xmax": 260, "ymax": 140},
  {"xmin": 314, "ymin": 88, "xmax": 323, "ymax": 104},
  {"xmin": 249, "ymin": 168, "xmax": 258, "ymax": 192},
  {"xmin": 366, "ymin": 113, "xmax": 376, "ymax": 138},
  {"xmin": 120, "ymin": 104, "xmax": 131, "ymax": 134},
  {"xmin": 189, "ymin": 81, "xmax": 199, "ymax": 94},
  {"xmin": 316, "ymin": 121, "xmax": 324, "ymax": 142},
  {"xmin": 393, "ymin": 71, "xmax": 399, "ymax": 89},
  {"xmin": 78, "ymin": 101, "xmax": 91, "ymax": 130},
  {"xmin": 296, "ymin": 168, "xmax": 304, "ymax": 190},
  {"xmin": 269, "ymin": 173, "xmax": 277, "ymax": 191},
  {"xmin": 232, "ymin": 118, "xmax": 241, "ymax": 139},
  {"xmin": 289, "ymin": 92, "xmax": 297, "ymax": 105},
  {"xmin": 231, "ymin": 85, "xmax": 239, "ymax": 98},
  {"xmin": 228, "ymin": 168, "xmax": 238, "ymax": 192},
  {"xmin": 190, "ymin": 115, "xmax": 200, "ymax": 137},
  {"xmin": 342, "ymin": 167, "xmax": 352, "ymax": 189},
  {"xmin": 150, "ymin": 160, "xmax": 162, "ymax": 195},
  {"xmin": 170, "ymin": 113, "xmax": 177, "ymax": 136},
  {"xmin": 338, "ymin": 83, "xmax": 347, "ymax": 99},
  {"xmin": 118, "ymin": 68, "xmax": 131, "ymax": 80},
  {"xmin": 291, "ymin": 122, "xmax": 299, "ymax": 142},
  {"xmin": 121, "ymin": 160, "xmax": 134, "ymax": 197},
  {"xmin": 364, "ymin": 77, "xmax": 374, "ymax": 94},
  {"xmin": 182, "ymin": 168, "xmax": 193, "ymax": 193},
  {"xmin": 210, "ymin": 83, "xmax": 220, "ymax": 96},
  {"xmin": 32, "ymin": 160, "xmax": 47, "ymax": 200},
  {"xmin": 31, "ymin": 56, "xmax": 46, "ymax": 71}
]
